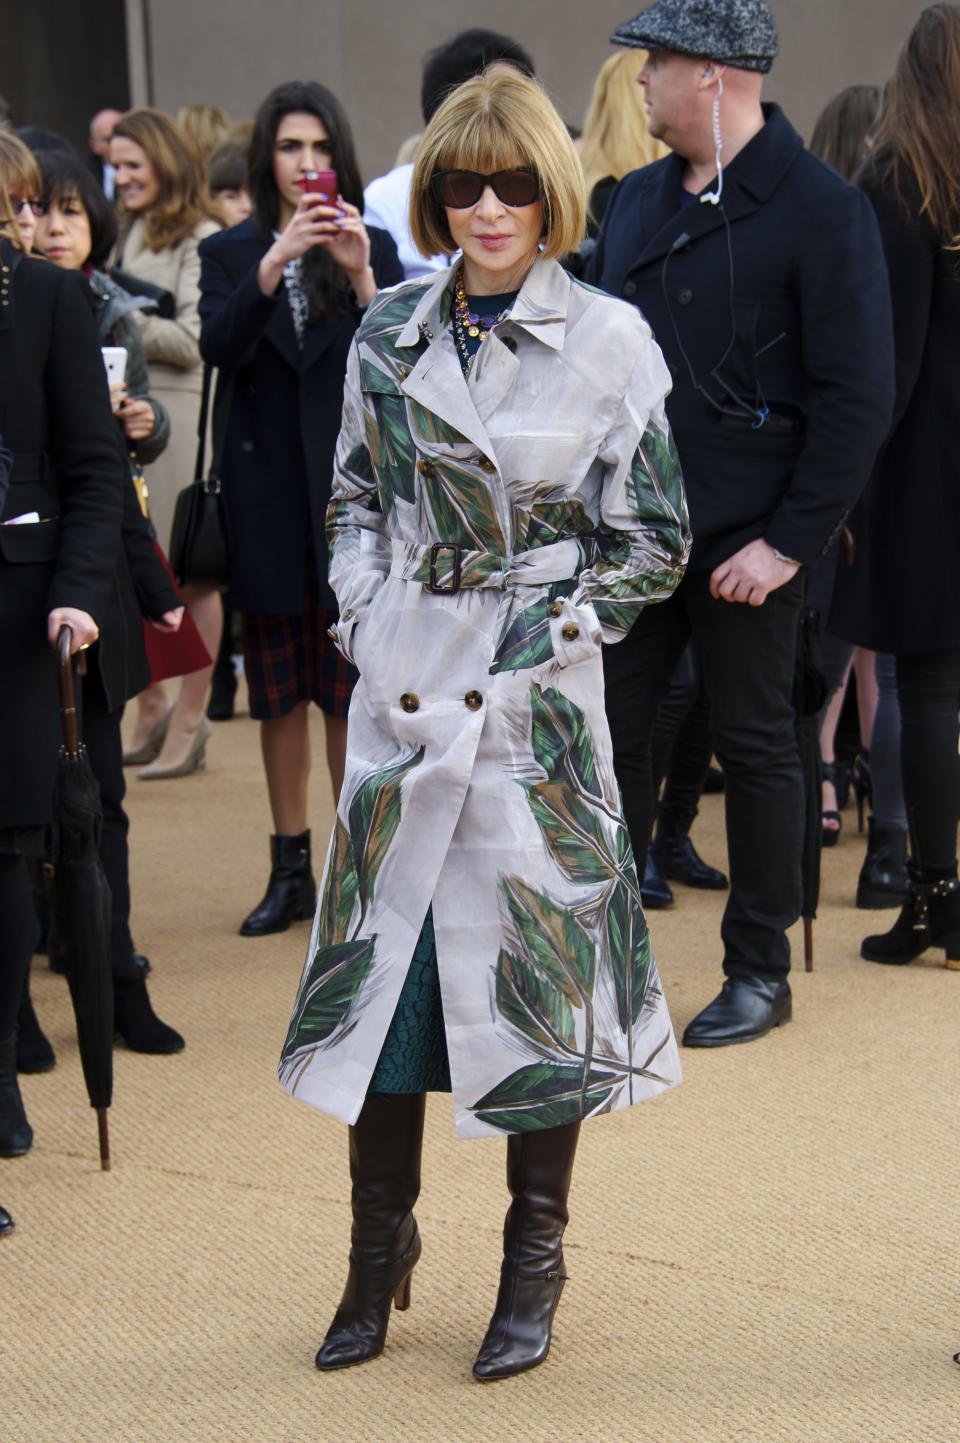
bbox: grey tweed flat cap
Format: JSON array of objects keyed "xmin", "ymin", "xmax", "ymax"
[{"xmin": 612, "ymin": 0, "xmax": 779, "ymax": 73}]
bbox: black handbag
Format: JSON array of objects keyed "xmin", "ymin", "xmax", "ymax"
[
  {"xmin": 168, "ymin": 364, "xmax": 233, "ymax": 589},
  {"xmin": 109, "ymin": 267, "xmax": 176, "ymax": 319}
]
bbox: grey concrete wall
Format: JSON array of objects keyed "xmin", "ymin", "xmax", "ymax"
[{"xmin": 139, "ymin": 0, "xmax": 927, "ymax": 182}]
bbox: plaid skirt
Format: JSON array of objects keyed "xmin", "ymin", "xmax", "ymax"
[{"xmin": 242, "ymin": 557, "xmax": 357, "ymax": 721}]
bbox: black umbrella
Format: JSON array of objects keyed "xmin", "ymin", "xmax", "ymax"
[
  {"xmin": 51, "ymin": 626, "xmax": 113, "ymax": 1169},
  {"xmin": 793, "ymin": 592, "xmax": 830, "ymax": 972}
]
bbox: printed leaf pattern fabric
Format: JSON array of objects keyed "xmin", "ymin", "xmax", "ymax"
[
  {"xmin": 468, "ymin": 684, "xmax": 667, "ymax": 1126},
  {"xmin": 280, "ymin": 259, "xmax": 685, "ymax": 1137}
]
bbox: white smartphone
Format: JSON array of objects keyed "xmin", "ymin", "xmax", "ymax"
[{"xmin": 101, "ymin": 346, "xmax": 128, "ymax": 388}]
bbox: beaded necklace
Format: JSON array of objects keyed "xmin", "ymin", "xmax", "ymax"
[{"xmin": 451, "ymin": 267, "xmax": 516, "ymax": 376}]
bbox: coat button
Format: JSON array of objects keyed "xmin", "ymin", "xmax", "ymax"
[
  {"xmin": 561, "ymin": 624, "xmax": 580, "ymax": 641},
  {"xmin": 677, "ymin": 288, "xmax": 693, "ymax": 306},
  {"xmin": 622, "ymin": 280, "xmax": 637, "ymax": 298},
  {"xmin": 341, "ymin": 608, "xmax": 355, "ymax": 620},
  {"xmin": 400, "ymin": 692, "xmax": 420, "ymax": 713},
  {"xmin": 240, "ymin": 440, "xmax": 254, "ymax": 453},
  {"xmin": 416, "ymin": 458, "xmax": 436, "ymax": 478},
  {"xmin": 464, "ymin": 690, "xmax": 483, "ymax": 710},
  {"xmin": 327, "ymin": 625, "xmax": 338, "ymax": 641},
  {"xmin": 478, "ymin": 457, "xmax": 496, "ymax": 473},
  {"xmin": 547, "ymin": 601, "xmax": 563, "ymax": 617}
]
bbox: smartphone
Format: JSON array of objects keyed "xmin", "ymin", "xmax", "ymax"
[
  {"xmin": 300, "ymin": 169, "xmax": 338, "ymax": 200},
  {"xmin": 101, "ymin": 346, "xmax": 128, "ymax": 388}
]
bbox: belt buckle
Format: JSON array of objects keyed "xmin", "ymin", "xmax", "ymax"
[{"xmin": 428, "ymin": 543, "xmax": 461, "ymax": 594}]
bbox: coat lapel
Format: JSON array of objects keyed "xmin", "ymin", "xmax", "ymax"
[{"xmin": 397, "ymin": 266, "xmax": 495, "ymax": 458}]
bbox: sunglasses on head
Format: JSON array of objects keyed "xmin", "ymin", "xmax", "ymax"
[{"xmin": 430, "ymin": 167, "xmax": 540, "ymax": 209}]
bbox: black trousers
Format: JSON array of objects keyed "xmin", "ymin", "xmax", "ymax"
[
  {"xmin": 651, "ymin": 643, "xmax": 713, "ymax": 833},
  {"xmin": 603, "ymin": 570, "xmax": 804, "ymax": 979},
  {"xmin": 896, "ymin": 648, "xmax": 960, "ymax": 873}
]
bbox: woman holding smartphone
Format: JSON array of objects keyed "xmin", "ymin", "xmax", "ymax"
[{"xmin": 199, "ymin": 81, "xmax": 402, "ymax": 937}]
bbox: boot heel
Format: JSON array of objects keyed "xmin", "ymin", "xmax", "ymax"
[
  {"xmin": 942, "ymin": 934, "xmax": 960, "ymax": 969},
  {"xmin": 393, "ymin": 1274, "xmax": 412, "ymax": 1311}
]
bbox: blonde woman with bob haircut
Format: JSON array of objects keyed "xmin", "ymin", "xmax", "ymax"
[
  {"xmin": 0, "ymin": 133, "xmax": 44, "ymax": 253},
  {"xmin": 579, "ymin": 51, "xmax": 669, "ymax": 230},
  {"xmin": 279, "ymin": 68, "xmax": 690, "ymax": 1382},
  {"xmin": 110, "ymin": 109, "xmax": 221, "ymax": 779}
]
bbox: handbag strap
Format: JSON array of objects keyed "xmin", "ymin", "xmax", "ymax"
[{"xmin": 193, "ymin": 363, "xmax": 236, "ymax": 484}]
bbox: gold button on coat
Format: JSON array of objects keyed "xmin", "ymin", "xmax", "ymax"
[
  {"xmin": 547, "ymin": 601, "xmax": 563, "ymax": 618},
  {"xmin": 464, "ymin": 691, "xmax": 483, "ymax": 711},
  {"xmin": 562, "ymin": 624, "xmax": 580, "ymax": 641},
  {"xmin": 478, "ymin": 457, "xmax": 496, "ymax": 473},
  {"xmin": 400, "ymin": 693, "xmax": 420, "ymax": 713},
  {"xmin": 416, "ymin": 458, "xmax": 436, "ymax": 478}
]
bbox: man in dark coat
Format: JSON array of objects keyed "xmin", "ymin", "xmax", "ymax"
[{"xmin": 588, "ymin": 0, "xmax": 896, "ymax": 1045}]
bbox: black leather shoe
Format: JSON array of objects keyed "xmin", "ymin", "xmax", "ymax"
[
  {"xmin": 682, "ymin": 976, "xmax": 792, "ymax": 1048},
  {"xmin": 0, "ymin": 1205, "xmax": 14, "ymax": 1235},
  {"xmin": 640, "ymin": 852, "xmax": 673, "ymax": 909},
  {"xmin": 652, "ymin": 827, "xmax": 728, "ymax": 890}
]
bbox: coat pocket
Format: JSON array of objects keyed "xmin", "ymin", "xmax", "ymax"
[{"xmin": 0, "ymin": 516, "xmax": 60, "ymax": 564}]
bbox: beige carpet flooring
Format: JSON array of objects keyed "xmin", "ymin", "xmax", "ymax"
[{"xmin": 5, "ymin": 693, "xmax": 958, "ymax": 1442}]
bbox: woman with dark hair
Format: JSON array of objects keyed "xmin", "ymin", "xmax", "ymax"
[
  {"xmin": 809, "ymin": 84, "xmax": 881, "ymax": 182},
  {"xmin": 109, "ymin": 108, "xmax": 221, "ymax": 779},
  {"xmin": 831, "ymin": 3, "xmax": 960, "ymax": 966},
  {"xmin": 199, "ymin": 81, "xmax": 402, "ymax": 935}
]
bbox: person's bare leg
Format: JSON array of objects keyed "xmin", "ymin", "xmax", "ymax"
[
  {"xmin": 262, "ymin": 701, "xmax": 310, "ymax": 835},
  {"xmin": 151, "ymin": 587, "xmax": 222, "ymax": 769},
  {"xmin": 324, "ymin": 713, "xmax": 348, "ymax": 806},
  {"xmin": 126, "ymin": 681, "xmax": 171, "ymax": 753},
  {"xmin": 819, "ymin": 657, "xmax": 853, "ymax": 833}
]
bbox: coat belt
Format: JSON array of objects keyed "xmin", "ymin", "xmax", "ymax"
[{"xmin": 389, "ymin": 537, "xmax": 587, "ymax": 593}]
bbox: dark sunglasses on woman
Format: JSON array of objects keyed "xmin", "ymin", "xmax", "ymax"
[
  {"xmin": 430, "ymin": 167, "xmax": 540, "ymax": 209},
  {"xmin": 11, "ymin": 198, "xmax": 47, "ymax": 217}
]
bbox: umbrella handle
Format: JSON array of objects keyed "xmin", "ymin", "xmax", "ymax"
[
  {"xmin": 55, "ymin": 625, "xmax": 85, "ymax": 758},
  {"xmin": 97, "ymin": 1108, "xmax": 111, "ymax": 1171}
]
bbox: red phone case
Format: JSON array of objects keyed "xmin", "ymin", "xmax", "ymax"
[{"xmin": 301, "ymin": 170, "xmax": 338, "ymax": 198}]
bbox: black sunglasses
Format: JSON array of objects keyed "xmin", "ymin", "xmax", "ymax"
[
  {"xmin": 12, "ymin": 197, "xmax": 46, "ymax": 217},
  {"xmin": 430, "ymin": 167, "xmax": 540, "ymax": 209}
]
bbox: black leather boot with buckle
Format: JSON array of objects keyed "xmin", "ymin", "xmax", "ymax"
[
  {"xmin": 473, "ymin": 1121, "xmax": 581, "ymax": 1381},
  {"xmin": 239, "ymin": 830, "xmax": 316, "ymax": 937},
  {"xmin": 315, "ymin": 1093, "xmax": 426, "ymax": 1371},
  {"xmin": 861, "ymin": 867, "xmax": 960, "ymax": 967}
]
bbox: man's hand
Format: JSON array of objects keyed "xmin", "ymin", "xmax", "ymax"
[{"xmin": 709, "ymin": 537, "xmax": 799, "ymax": 606}]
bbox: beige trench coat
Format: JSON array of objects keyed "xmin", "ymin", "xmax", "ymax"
[{"xmin": 279, "ymin": 258, "xmax": 691, "ymax": 1139}]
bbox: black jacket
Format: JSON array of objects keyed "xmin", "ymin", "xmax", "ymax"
[
  {"xmin": 587, "ymin": 105, "xmax": 896, "ymax": 571},
  {"xmin": 830, "ymin": 167, "xmax": 960, "ymax": 654},
  {"xmin": 198, "ymin": 219, "xmax": 404, "ymax": 614},
  {"xmin": 0, "ymin": 245, "xmax": 124, "ymax": 828}
]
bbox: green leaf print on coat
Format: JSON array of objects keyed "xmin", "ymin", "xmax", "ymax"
[
  {"xmin": 605, "ymin": 877, "xmax": 653, "ymax": 1035},
  {"xmin": 496, "ymin": 947, "xmax": 577, "ymax": 1055},
  {"xmin": 418, "ymin": 462, "xmax": 506, "ymax": 553},
  {"xmin": 472, "ymin": 1061, "xmax": 619, "ymax": 1132},
  {"xmin": 317, "ymin": 817, "xmax": 359, "ymax": 946},
  {"xmin": 348, "ymin": 746, "xmax": 426, "ymax": 917},
  {"xmin": 518, "ymin": 497, "xmax": 593, "ymax": 550},
  {"xmin": 408, "ymin": 399, "xmax": 466, "ymax": 448},
  {"xmin": 525, "ymin": 781, "xmax": 619, "ymax": 886},
  {"xmin": 501, "ymin": 876, "xmax": 597, "ymax": 1003},
  {"xmin": 367, "ymin": 393, "xmax": 418, "ymax": 512},
  {"xmin": 280, "ymin": 938, "xmax": 376, "ymax": 1062},
  {"xmin": 631, "ymin": 424, "xmax": 682, "ymax": 515},
  {"xmin": 489, "ymin": 597, "xmax": 554, "ymax": 674},
  {"xmin": 529, "ymin": 684, "xmax": 601, "ymax": 799}
]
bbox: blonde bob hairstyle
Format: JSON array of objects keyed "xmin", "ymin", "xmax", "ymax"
[{"xmin": 410, "ymin": 69, "xmax": 586, "ymax": 260}]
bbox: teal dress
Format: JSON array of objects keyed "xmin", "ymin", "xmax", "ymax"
[{"xmin": 368, "ymin": 288, "xmax": 518, "ymax": 1097}]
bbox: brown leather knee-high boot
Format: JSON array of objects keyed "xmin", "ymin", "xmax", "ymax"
[
  {"xmin": 315, "ymin": 1092, "xmax": 426, "ymax": 1370},
  {"xmin": 473, "ymin": 1120, "xmax": 581, "ymax": 1381}
]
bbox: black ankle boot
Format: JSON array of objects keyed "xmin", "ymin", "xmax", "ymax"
[
  {"xmin": 0, "ymin": 1033, "xmax": 33, "ymax": 1157},
  {"xmin": 239, "ymin": 831, "xmax": 316, "ymax": 937},
  {"xmin": 652, "ymin": 813, "xmax": 728, "ymax": 890},
  {"xmin": 473, "ymin": 1121, "xmax": 581, "ymax": 1381},
  {"xmin": 862, "ymin": 868, "xmax": 960, "ymax": 967},
  {"xmin": 856, "ymin": 819, "xmax": 908, "ymax": 910},
  {"xmin": 16, "ymin": 974, "xmax": 56, "ymax": 1073},
  {"xmin": 315, "ymin": 1093, "xmax": 426, "ymax": 1371},
  {"xmin": 114, "ymin": 976, "xmax": 185, "ymax": 1053}
]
